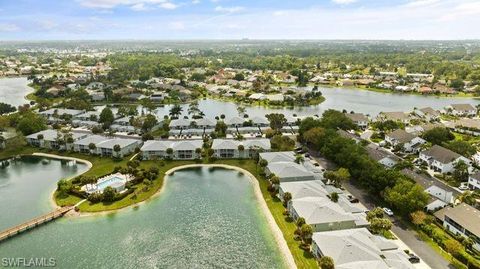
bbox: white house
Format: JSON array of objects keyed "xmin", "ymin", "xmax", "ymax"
[
  {"xmin": 419, "ymin": 145, "xmax": 471, "ymax": 174},
  {"xmin": 141, "ymin": 140, "xmax": 203, "ymax": 160},
  {"xmin": 26, "ymin": 130, "xmax": 87, "ymax": 150},
  {"xmin": 73, "ymin": 135, "xmax": 111, "ymax": 154},
  {"xmin": 259, "ymin": 151, "xmax": 296, "ymax": 163},
  {"xmin": 435, "ymin": 203, "xmax": 480, "ymax": 251},
  {"xmin": 365, "ymin": 144, "xmax": 401, "ymax": 168},
  {"xmin": 468, "ymin": 171, "xmax": 480, "ymax": 190},
  {"xmin": 446, "ymin": 104, "xmax": 477, "ymax": 117},
  {"xmin": 345, "ymin": 113, "xmax": 369, "ymax": 129},
  {"xmin": 211, "ymin": 139, "xmax": 271, "ymax": 159},
  {"xmin": 288, "ymin": 196, "xmax": 367, "ymax": 232},
  {"xmin": 385, "ymin": 129, "xmax": 426, "ymax": 153},
  {"xmin": 311, "ymin": 228, "xmax": 414, "ymax": 268},
  {"xmin": 265, "ymin": 161, "xmax": 315, "ymax": 182},
  {"xmin": 414, "ymin": 107, "xmax": 441, "ymax": 121},
  {"xmin": 95, "ymin": 138, "xmax": 141, "ymax": 157}
]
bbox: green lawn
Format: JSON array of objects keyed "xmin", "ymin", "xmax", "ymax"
[
  {"xmin": 77, "ymin": 160, "xmax": 195, "ymax": 212},
  {"xmin": 1, "ymin": 141, "xmax": 317, "ymax": 268}
]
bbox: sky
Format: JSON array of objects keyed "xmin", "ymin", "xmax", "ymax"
[{"xmin": 0, "ymin": 0, "xmax": 480, "ymax": 40}]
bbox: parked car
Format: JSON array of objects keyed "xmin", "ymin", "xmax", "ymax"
[
  {"xmin": 347, "ymin": 195, "xmax": 359, "ymax": 203},
  {"xmin": 383, "ymin": 207, "xmax": 394, "ymax": 216},
  {"xmin": 459, "ymin": 182, "xmax": 469, "ymax": 191},
  {"xmin": 408, "ymin": 254, "xmax": 420, "ymax": 264}
]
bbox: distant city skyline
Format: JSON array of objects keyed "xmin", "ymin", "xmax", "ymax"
[{"xmin": 0, "ymin": 0, "xmax": 480, "ymax": 40}]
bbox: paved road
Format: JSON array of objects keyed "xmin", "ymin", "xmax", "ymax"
[{"xmin": 342, "ymin": 179, "xmax": 453, "ymax": 269}]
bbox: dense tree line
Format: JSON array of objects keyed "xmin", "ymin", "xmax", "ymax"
[{"xmin": 299, "ymin": 110, "xmax": 429, "ymax": 216}]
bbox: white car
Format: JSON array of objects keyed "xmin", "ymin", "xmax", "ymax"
[
  {"xmin": 459, "ymin": 182, "xmax": 469, "ymax": 191},
  {"xmin": 383, "ymin": 207, "xmax": 394, "ymax": 216}
]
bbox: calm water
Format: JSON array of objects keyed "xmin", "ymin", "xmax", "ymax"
[
  {"xmin": 0, "ymin": 156, "xmax": 87, "ymax": 230},
  {"xmin": 151, "ymin": 88, "xmax": 480, "ymax": 119},
  {"xmin": 0, "ymin": 77, "xmax": 34, "ymax": 107},
  {"xmin": 1, "ymin": 77, "xmax": 477, "ymax": 118},
  {"xmin": 0, "ymin": 166, "xmax": 285, "ymax": 268}
]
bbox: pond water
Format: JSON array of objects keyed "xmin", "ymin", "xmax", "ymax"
[
  {"xmin": 0, "ymin": 166, "xmax": 286, "ymax": 268},
  {"xmin": 0, "ymin": 156, "xmax": 87, "ymax": 230},
  {"xmin": 0, "ymin": 77, "xmax": 34, "ymax": 108}
]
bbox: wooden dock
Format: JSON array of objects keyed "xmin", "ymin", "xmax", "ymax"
[{"xmin": 0, "ymin": 206, "xmax": 74, "ymax": 242}]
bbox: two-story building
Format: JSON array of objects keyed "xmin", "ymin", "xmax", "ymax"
[
  {"xmin": 385, "ymin": 129, "xmax": 426, "ymax": 153},
  {"xmin": 435, "ymin": 203, "xmax": 480, "ymax": 251},
  {"xmin": 419, "ymin": 145, "xmax": 471, "ymax": 174}
]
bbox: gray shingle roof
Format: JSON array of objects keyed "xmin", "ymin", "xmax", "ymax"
[{"xmin": 421, "ymin": 145, "xmax": 461, "ymax": 164}]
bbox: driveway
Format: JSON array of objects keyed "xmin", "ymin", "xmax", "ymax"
[{"xmin": 341, "ymin": 179, "xmax": 453, "ymax": 269}]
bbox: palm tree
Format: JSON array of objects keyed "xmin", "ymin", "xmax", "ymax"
[
  {"xmin": 113, "ymin": 144, "xmax": 121, "ymax": 158},
  {"xmin": 258, "ymin": 159, "xmax": 268, "ymax": 172},
  {"xmin": 195, "ymin": 148, "xmax": 202, "ymax": 158},
  {"xmin": 330, "ymin": 192, "xmax": 339, "ymax": 203},
  {"xmin": 88, "ymin": 143, "xmax": 96, "ymax": 154},
  {"xmin": 300, "ymin": 224, "xmax": 313, "ymax": 245},
  {"xmin": 295, "ymin": 154, "xmax": 305, "ymax": 164},
  {"xmin": 169, "ymin": 104, "xmax": 183, "ymax": 119},
  {"xmin": 283, "ymin": 192, "xmax": 292, "ymax": 207},
  {"xmin": 318, "ymin": 256, "xmax": 335, "ymax": 269}
]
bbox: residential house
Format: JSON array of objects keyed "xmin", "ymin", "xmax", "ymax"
[
  {"xmin": 468, "ymin": 171, "xmax": 480, "ymax": 190},
  {"xmin": 365, "ymin": 144, "xmax": 401, "ymax": 168},
  {"xmin": 435, "ymin": 203, "xmax": 480, "ymax": 251},
  {"xmin": 401, "ymin": 168, "xmax": 459, "ymax": 211},
  {"xmin": 446, "ymin": 104, "xmax": 477, "ymax": 117},
  {"xmin": 212, "ymin": 139, "xmax": 271, "ymax": 158},
  {"xmin": 419, "ymin": 145, "xmax": 471, "ymax": 174},
  {"xmin": 311, "ymin": 228, "xmax": 414, "ymax": 268},
  {"xmin": 95, "ymin": 138, "xmax": 141, "ymax": 157},
  {"xmin": 265, "ymin": 162, "xmax": 315, "ymax": 182},
  {"xmin": 140, "ymin": 140, "xmax": 203, "ymax": 160},
  {"xmin": 453, "ymin": 118, "xmax": 480, "ymax": 136},
  {"xmin": 259, "ymin": 151, "xmax": 296, "ymax": 163},
  {"xmin": 289, "ymin": 197, "xmax": 368, "ymax": 232},
  {"xmin": 414, "ymin": 107, "xmax": 441, "ymax": 121},
  {"xmin": 385, "ymin": 129, "xmax": 426, "ymax": 153},
  {"xmin": 73, "ymin": 135, "xmax": 110, "ymax": 154},
  {"xmin": 345, "ymin": 113, "xmax": 369, "ymax": 129},
  {"xmin": 27, "ymin": 130, "xmax": 87, "ymax": 150},
  {"xmin": 278, "ymin": 180, "xmax": 327, "ymax": 202},
  {"xmin": 377, "ymin": 112, "xmax": 410, "ymax": 124}
]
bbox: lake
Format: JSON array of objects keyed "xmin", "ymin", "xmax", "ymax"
[
  {"xmin": 0, "ymin": 156, "xmax": 87, "ymax": 230},
  {"xmin": 0, "ymin": 77, "xmax": 34, "ymax": 108},
  {"xmin": 0, "ymin": 165, "xmax": 286, "ymax": 268},
  {"xmin": 1, "ymin": 77, "xmax": 478, "ymax": 118},
  {"xmin": 151, "ymin": 88, "xmax": 480, "ymax": 119}
]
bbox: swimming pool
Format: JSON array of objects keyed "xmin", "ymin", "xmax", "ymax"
[
  {"xmin": 96, "ymin": 176, "xmax": 125, "ymax": 192},
  {"xmin": 83, "ymin": 173, "xmax": 128, "ymax": 194}
]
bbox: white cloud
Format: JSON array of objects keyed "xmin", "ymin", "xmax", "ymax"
[
  {"xmin": 0, "ymin": 23, "xmax": 20, "ymax": 32},
  {"xmin": 331, "ymin": 0, "xmax": 357, "ymax": 4},
  {"xmin": 403, "ymin": 0, "xmax": 441, "ymax": 8},
  {"xmin": 215, "ymin": 6, "xmax": 244, "ymax": 13},
  {"xmin": 130, "ymin": 3, "xmax": 148, "ymax": 11},
  {"xmin": 192, "ymin": 0, "xmax": 200, "ymax": 4},
  {"xmin": 77, "ymin": 0, "xmax": 175, "ymax": 9},
  {"xmin": 159, "ymin": 2, "xmax": 178, "ymax": 9}
]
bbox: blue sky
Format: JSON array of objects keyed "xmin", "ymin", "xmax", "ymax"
[{"xmin": 0, "ymin": 0, "xmax": 479, "ymax": 40}]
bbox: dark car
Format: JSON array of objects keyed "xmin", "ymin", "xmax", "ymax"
[{"xmin": 408, "ymin": 254, "xmax": 420, "ymax": 264}]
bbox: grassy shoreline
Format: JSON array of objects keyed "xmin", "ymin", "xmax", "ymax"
[{"xmin": 0, "ymin": 145, "xmax": 316, "ymax": 268}]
